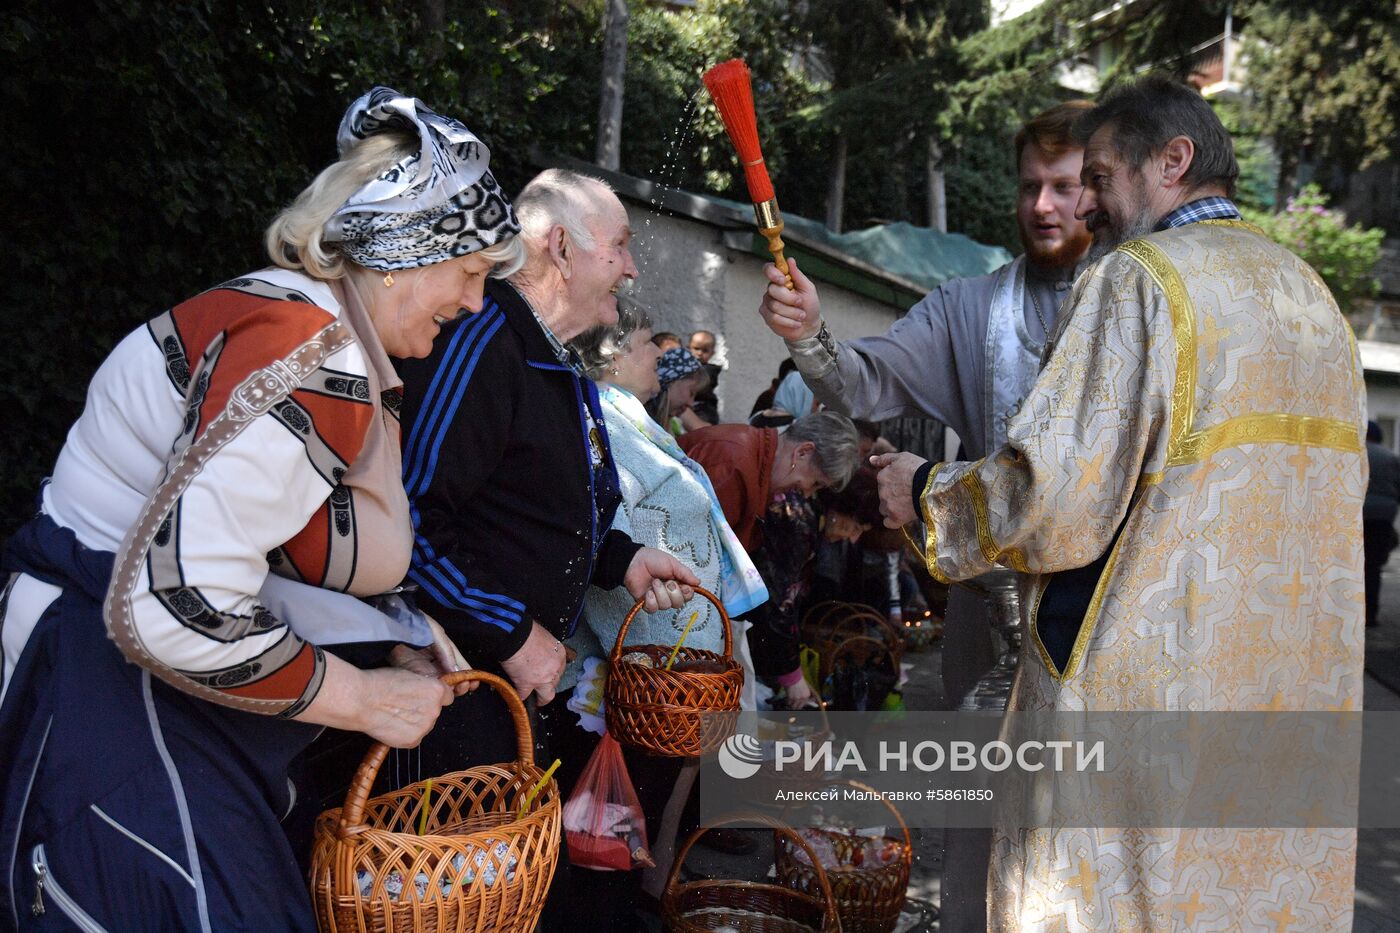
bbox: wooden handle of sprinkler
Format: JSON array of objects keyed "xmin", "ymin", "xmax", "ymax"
[
  {"xmin": 762, "ymin": 224, "xmax": 795, "ymax": 290},
  {"xmin": 753, "ymin": 198, "xmax": 794, "ymax": 290}
]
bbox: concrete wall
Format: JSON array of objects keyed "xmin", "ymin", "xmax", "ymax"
[{"xmin": 624, "ymin": 205, "xmax": 903, "ymax": 422}]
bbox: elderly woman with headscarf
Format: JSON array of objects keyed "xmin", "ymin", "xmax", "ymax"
[{"xmin": 0, "ymin": 87, "xmax": 522, "ymax": 929}]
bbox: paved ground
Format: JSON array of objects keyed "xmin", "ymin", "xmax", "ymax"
[
  {"xmin": 639, "ymin": 569, "xmax": 1400, "ymax": 931},
  {"xmin": 1354, "ymin": 565, "xmax": 1400, "ymax": 932}
]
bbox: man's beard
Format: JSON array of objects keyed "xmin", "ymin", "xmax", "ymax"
[
  {"xmin": 1084, "ymin": 176, "xmax": 1156, "ymax": 264},
  {"xmin": 1020, "ymin": 225, "xmax": 1093, "ymax": 270}
]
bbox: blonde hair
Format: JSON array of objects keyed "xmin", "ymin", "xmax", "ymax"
[{"xmin": 264, "ymin": 133, "xmax": 526, "ymax": 281}]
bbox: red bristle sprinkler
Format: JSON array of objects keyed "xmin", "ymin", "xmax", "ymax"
[{"xmin": 702, "ymin": 59, "xmax": 794, "ymax": 289}]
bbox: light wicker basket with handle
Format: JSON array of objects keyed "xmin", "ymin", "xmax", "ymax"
[
  {"xmin": 801, "ymin": 603, "xmax": 902, "ymax": 677},
  {"xmin": 801, "ymin": 600, "xmax": 859, "ymax": 634},
  {"xmin": 821, "ymin": 635, "xmax": 901, "ymax": 699},
  {"xmin": 774, "ymin": 781, "xmax": 912, "ymax": 933},
  {"xmin": 604, "ymin": 585, "xmax": 743, "ymax": 757},
  {"xmin": 664, "ymin": 816, "xmax": 841, "ymax": 933},
  {"xmin": 309, "ymin": 670, "xmax": 560, "ymax": 933}
]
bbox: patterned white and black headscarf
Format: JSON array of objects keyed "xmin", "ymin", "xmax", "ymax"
[
  {"xmin": 323, "ymin": 87, "xmax": 521, "ymax": 271},
  {"xmin": 657, "ymin": 347, "xmax": 703, "ymax": 393}
]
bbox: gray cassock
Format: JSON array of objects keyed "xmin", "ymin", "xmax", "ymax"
[
  {"xmin": 785, "ymin": 255, "xmax": 1074, "ymax": 933},
  {"xmin": 788, "ymin": 255, "xmax": 1073, "ymax": 701}
]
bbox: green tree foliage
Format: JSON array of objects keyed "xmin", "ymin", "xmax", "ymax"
[
  {"xmin": 620, "ymin": 0, "xmax": 814, "ymax": 201},
  {"xmin": 1242, "ymin": 185, "xmax": 1385, "ymax": 315},
  {"xmin": 1211, "ymin": 98, "xmax": 1280, "ymax": 213},
  {"xmin": 0, "ymin": 0, "xmax": 604, "ymax": 538},
  {"xmin": 945, "ymin": 133, "xmax": 1021, "ymax": 253},
  {"xmin": 1242, "ymin": 0, "xmax": 1400, "ymax": 205},
  {"xmin": 4, "ymin": 0, "xmax": 322, "ymax": 538},
  {"xmin": 788, "ymin": 0, "xmax": 994, "ymax": 228}
]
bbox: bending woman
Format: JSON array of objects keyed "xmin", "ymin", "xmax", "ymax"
[
  {"xmin": 647, "ymin": 346, "xmax": 712, "ymax": 436},
  {"xmin": 0, "ymin": 87, "xmax": 522, "ymax": 929}
]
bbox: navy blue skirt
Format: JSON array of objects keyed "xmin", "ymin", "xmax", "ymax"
[{"xmin": 1, "ymin": 514, "xmax": 319, "ymax": 931}]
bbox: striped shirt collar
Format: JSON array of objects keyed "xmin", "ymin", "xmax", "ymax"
[{"xmin": 1155, "ymin": 196, "xmax": 1242, "ymax": 230}]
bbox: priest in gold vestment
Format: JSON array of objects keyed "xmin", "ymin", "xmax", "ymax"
[{"xmin": 875, "ymin": 77, "xmax": 1365, "ymax": 930}]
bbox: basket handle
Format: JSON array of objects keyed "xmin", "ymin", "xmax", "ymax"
[
  {"xmin": 336, "ymin": 670, "xmax": 533, "ymax": 838},
  {"xmin": 828, "ymin": 613, "xmax": 872, "ymax": 642},
  {"xmin": 831, "ymin": 610, "xmax": 900, "ymax": 646},
  {"xmin": 666, "ymin": 815, "xmax": 838, "ymax": 928},
  {"xmin": 829, "ymin": 635, "xmax": 898, "ymax": 673},
  {"xmin": 801, "ymin": 600, "xmax": 851, "ymax": 631},
  {"xmin": 609, "ymin": 584, "xmax": 731, "ymax": 661},
  {"xmin": 810, "ymin": 601, "xmax": 867, "ymax": 635},
  {"xmin": 768, "ymin": 774, "xmax": 910, "ymax": 850},
  {"xmin": 838, "ymin": 780, "xmax": 913, "ymax": 851}
]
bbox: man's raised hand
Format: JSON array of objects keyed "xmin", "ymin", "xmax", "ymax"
[{"xmin": 758, "ymin": 257, "xmax": 822, "ymax": 341}]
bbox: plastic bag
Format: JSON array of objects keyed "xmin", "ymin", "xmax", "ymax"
[
  {"xmin": 789, "ymin": 827, "xmax": 905, "ymax": 870},
  {"xmin": 562, "ymin": 732, "xmax": 655, "ymax": 871}
]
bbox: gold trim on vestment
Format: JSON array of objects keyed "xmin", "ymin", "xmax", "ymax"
[
  {"xmin": 1030, "ymin": 476, "xmax": 1161, "ymax": 683},
  {"xmin": 959, "ymin": 470, "xmax": 1032, "ymax": 574},
  {"xmin": 1070, "ymin": 511, "xmax": 1133, "ymax": 681},
  {"xmin": 1119, "ymin": 238, "xmax": 1197, "ymax": 453},
  {"xmin": 1198, "ymin": 218, "xmax": 1268, "ymax": 236},
  {"xmin": 1031, "ymin": 232, "xmax": 1363, "ymax": 686},
  {"xmin": 1027, "ymin": 575, "xmax": 1055, "ymax": 680},
  {"xmin": 1119, "ymin": 235, "xmax": 1361, "ymax": 468},
  {"xmin": 911, "ymin": 463, "xmax": 951, "ymax": 584},
  {"xmin": 1169, "ymin": 412, "xmax": 1360, "ymax": 465}
]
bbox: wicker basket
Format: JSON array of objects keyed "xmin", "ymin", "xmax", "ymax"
[
  {"xmin": 310, "ymin": 671, "xmax": 560, "ymax": 933},
  {"xmin": 774, "ymin": 782, "xmax": 912, "ymax": 933},
  {"xmin": 664, "ymin": 818, "xmax": 840, "ymax": 933},
  {"xmin": 801, "ymin": 600, "xmax": 861, "ymax": 634},
  {"xmin": 605, "ymin": 585, "xmax": 743, "ymax": 757},
  {"xmin": 822, "ymin": 635, "xmax": 903, "ymax": 713},
  {"xmin": 819, "ymin": 632, "xmax": 901, "ymax": 689},
  {"xmin": 802, "ymin": 603, "xmax": 901, "ymax": 670},
  {"xmin": 801, "ymin": 601, "xmax": 885, "ymax": 640},
  {"xmin": 760, "ymin": 699, "xmax": 836, "ymax": 794},
  {"xmin": 826, "ymin": 613, "xmax": 903, "ymax": 660}
]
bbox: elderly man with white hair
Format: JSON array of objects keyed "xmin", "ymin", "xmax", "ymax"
[{"xmin": 394, "ymin": 168, "xmax": 699, "ymax": 777}]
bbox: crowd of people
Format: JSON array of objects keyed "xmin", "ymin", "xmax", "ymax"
[{"xmin": 0, "ymin": 72, "xmax": 1371, "ymax": 933}]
